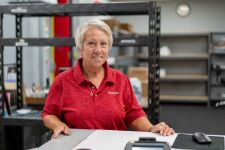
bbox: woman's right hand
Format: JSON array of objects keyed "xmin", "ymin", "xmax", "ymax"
[
  {"xmin": 43, "ymin": 115, "xmax": 70, "ymax": 139},
  {"xmin": 52, "ymin": 123, "xmax": 70, "ymax": 139}
]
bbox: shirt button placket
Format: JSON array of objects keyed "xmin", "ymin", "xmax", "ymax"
[{"xmin": 91, "ymin": 86, "xmax": 97, "ymax": 102}]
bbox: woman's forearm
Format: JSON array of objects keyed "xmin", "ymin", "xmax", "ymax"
[
  {"xmin": 43, "ymin": 115, "xmax": 65, "ymax": 131},
  {"xmin": 130, "ymin": 116, "xmax": 153, "ymax": 132},
  {"xmin": 131, "ymin": 116, "xmax": 175, "ymax": 136}
]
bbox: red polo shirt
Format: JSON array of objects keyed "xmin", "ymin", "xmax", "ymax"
[{"xmin": 42, "ymin": 59, "xmax": 146, "ymax": 130}]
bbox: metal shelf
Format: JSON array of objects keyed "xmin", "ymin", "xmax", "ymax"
[
  {"xmin": 160, "ymin": 74, "xmax": 208, "ymax": 82},
  {"xmin": 0, "ymin": 3, "xmax": 151, "ymax": 16},
  {"xmin": 209, "ymin": 32, "xmax": 225, "ymax": 105},
  {"xmin": 210, "ymin": 97, "xmax": 225, "ymax": 101},
  {"xmin": 0, "ymin": 36, "xmax": 149, "ymax": 47},
  {"xmin": 161, "ymin": 33, "xmax": 209, "ymax": 37},
  {"xmin": 138, "ymin": 53, "xmax": 208, "ymax": 61},
  {"xmin": 2, "ymin": 110, "xmax": 42, "ymax": 126},
  {"xmin": 113, "ymin": 36, "xmax": 149, "ymax": 46},
  {"xmin": 210, "ymin": 84, "xmax": 225, "ymax": 87},
  {"xmin": 0, "ymin": 38, "xmax": 74, "ymax": 46},
  {"xmin": 160, "ymin": 53, "xmax": 208, "ymax": 60},
  {"xmin": 211, "ymin": 51, "xmax": 225, "ymax": 55},
  {"xmin": 160, "ymin": 95, "xmax": 208, "ymax": 102}
]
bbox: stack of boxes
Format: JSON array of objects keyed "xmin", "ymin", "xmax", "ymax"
[{"xmin": 127, "ymin": 67, "xmax": 148, "ymax": 108}]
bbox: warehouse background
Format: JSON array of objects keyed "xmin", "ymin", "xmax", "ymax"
[
  {"xmin": 2, "ymin": 0, "xmax": 225, "ymax": 88},
  {"xmin": 1, "ymin": 0, "xmax": 225, "ymax": 149}
]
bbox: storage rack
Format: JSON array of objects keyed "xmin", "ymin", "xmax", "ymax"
[
  {"xmin": 159, "ymin": 34, "xmax": 209, "ymax": 104},
  {"xmin": 209, "ymin": 32, "xmax": 225, "ymax": 107},
  {"xmin": 138, "ymin": 33, "xmax": 210, "ymax": 104},
  {"xmin": 0, "ymin": 2, "xmax": 161, "ymax": 123}
]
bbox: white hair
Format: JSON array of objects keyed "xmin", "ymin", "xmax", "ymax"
[{"xmin": 75, "ymin": 19, "xmax": 113, "ymax": 51}]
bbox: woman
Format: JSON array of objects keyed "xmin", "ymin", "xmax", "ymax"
[{"xmin": 42, "ymin": 19, "xmax": 174, "ymax": 138}]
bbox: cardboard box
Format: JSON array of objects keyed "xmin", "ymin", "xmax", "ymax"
[
  {"xmin": 119, "ymin": 23, "xmax": 133, "ymax": 33},
  {"xmin": 102, "ymin": 18, "xmax": 119, "ymax": 32},
  {"xmin": 128, "ymin": 67, "xmax": 149, "ymax": 97},
  {"xmin": 127, "ymin": 67, "xmax": 148, "ymax": 81},
  {"xmin": 141, "ymin": 80, "xmax": 148, "ymax": 97}
]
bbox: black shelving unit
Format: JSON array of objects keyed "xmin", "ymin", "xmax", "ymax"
[
  {"xmin": 0, "ymin": 2, "xmax": 160, "ymax": 124},
  {"xmin": 0, "ymin": 2, "xmax": 160, "ymax": 149},
  {"xmin": 209, "ymin": 32, "xmax": 225, "ymax": 106}
]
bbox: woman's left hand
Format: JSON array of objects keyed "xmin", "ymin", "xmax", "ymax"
[{"xmin": 150, "ymin": 122, "xmax": 175, "ymax": 136}]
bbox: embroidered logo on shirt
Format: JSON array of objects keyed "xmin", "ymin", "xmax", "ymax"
[{"xmin": 108, "ymin": 91, "xmax": 120, "ymax": 95}]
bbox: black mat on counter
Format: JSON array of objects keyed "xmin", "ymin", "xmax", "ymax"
[{"xmin": 172, "ymin": 134, "xmax": 224, "ymax": 150}]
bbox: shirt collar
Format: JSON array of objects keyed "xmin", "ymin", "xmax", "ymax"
[{"xmin": 73, "ymin": 58, "xmax": 115, "ymax": 85}]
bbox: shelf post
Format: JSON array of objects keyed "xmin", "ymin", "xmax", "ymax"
[
  {"xmin": 148, "ymin": 2, "xmax": 160, "ymax": 124},
  {"xmin": 0, "ymin": 13, "xmax": 11, "ymax": 116},
  {"xmin": 0, "ymin": 13, "xmax": 4, "ymax": 116},
  {"xmin": 15, "ymin": 15, "xmax": 23, "ymax": 109}
]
